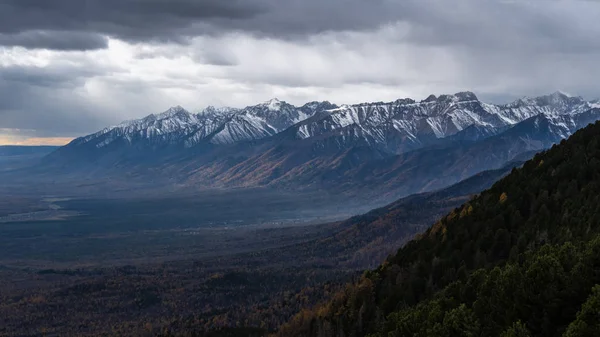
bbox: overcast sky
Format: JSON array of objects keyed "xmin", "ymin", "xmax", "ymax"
[{"xmin": 1, "ymin": 0, "xmax": 600, "ymax": 145}]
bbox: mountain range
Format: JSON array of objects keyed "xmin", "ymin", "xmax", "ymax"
[{"xmin": 44, "ymin": 91, "xmax": 600, "ymax": 202}]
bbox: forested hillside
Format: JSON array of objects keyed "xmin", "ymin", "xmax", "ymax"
[{"xmin": 277, "ymin": 121, "xmax": 600, "ymax": 337}]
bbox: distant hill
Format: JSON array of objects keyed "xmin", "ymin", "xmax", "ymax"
[
  {"xmin": 0, "ymin": 145, "xmax": 58, "ymax": 156},
  {"xmin": 0, "ymin": 146, "xmax": 60, "ymax": 173}
]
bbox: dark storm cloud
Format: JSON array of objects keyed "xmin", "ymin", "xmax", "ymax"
[
  {"xmin": 0, "ymin": 64, "xmax": 112, "ymax": 136},
  {"xmin": 0, "ymin": 64, "xmax": 108, "ymax": 88},
  {"xmin": 3, "ymin": 0, "xmax": 599, "ymax": 55},
  {"xmin": 0, "ymin": 0, "xmax": 406, "ymax": 49},
  {"xmin": 195, "ymin": 49, "xmax": 238, "ymax": 66},
  {"xmin": 0, "ymin": 0, "xmax": 263, "ymax": 49},
  {"xmin": 394, "ymin": 1, "xmax": 600, "ymax": 53},
  {"xmin": 0, "ymin": 31, "xmax": 108, "ymax": 51},
  {"xmin": 0, "ymin": 78, "xmax": 106, "ymax": 137}
]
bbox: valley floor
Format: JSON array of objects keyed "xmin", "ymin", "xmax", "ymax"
[
  {"xmin": 0, "ymin": 190, "xmax": 370, "ymax": 336},
  {"xmin": 0, "ymin": 159, "xmax": 502, "ymax": 336}
]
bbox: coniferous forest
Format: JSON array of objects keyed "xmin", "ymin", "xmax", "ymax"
[{"xmin": 277, "ymin": 121, "xmax": 600, "ymax": 337}]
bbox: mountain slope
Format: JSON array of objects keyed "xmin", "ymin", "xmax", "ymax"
[
  {"xmin": 277, "ymin": 120, "xmax": 600, "ymax": 337},
  {"xmin": 192, "ymin": 108, "xmax": 599, "ymax": 201},
  {"xmin": 42, "ymin": 93, "xmax": 600, "ymax": 202},
  {"xmin": 281, "ymin": 161, "xmax": 523, "ymax": 269}
]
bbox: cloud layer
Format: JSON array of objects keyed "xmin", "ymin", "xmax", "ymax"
[{"xmin": 1, "ymin": 0, "xmax": 600, "ymax": 144}]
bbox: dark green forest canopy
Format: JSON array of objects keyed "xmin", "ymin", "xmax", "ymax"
[{"xmin": 277, "ymin": 121, "xmax": 600, "ymax": 337}]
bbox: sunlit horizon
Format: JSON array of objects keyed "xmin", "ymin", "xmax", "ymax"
[{"xmin": 0, "ymin": 136, "xmax": 73, "ymax": 146}]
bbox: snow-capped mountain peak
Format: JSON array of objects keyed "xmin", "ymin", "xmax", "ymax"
[
  {"xmin": 161, "ymin": 105, "xmax": 187, "ymax": 116},
  {"xmin": 551, "ymin": 90, "xmax": 571, "ymax": 98},
  {"xmin": 199, "ymin": 106, "xmax": 239, "ymax": 116},
  {"xmin": 112, "ymin": 106, "xmax": 194, "ymax": 129},
  {"xmin": 422, "ymin": 94, "xmax": 438, "ymax": 103},
  {"xmin": 453, "ymin": 91, "xmax": 479, "ymax": 102},
  {"xmin": 66, "ymin": 92, "xmax": 600, "ymax": 154},
  {"xmin": 263, "ymin": 98, "xmax": 282, "ymax": 111},
  {"xmin": 77, "ymin": 99, "xmax": 329, "ymax": 147},
  {"xmin": 151, "ymin": 106, "xmax": 193, "ymax": 121},
  {"xmin": 283, "ymin": 91, "xmax": 599, "ymax": 153}
]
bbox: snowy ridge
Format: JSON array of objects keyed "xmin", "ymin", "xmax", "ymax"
[
  {"xmin": 67, "ymin": 91, "xmax": 600, "ymax": 154},
  {"xmin": 70, "ymin": 99, "xmax": 335, "ymax": 148},
  {"xmin": 287, "ymin": 91, "xmax": 600, "ymax": 153}
]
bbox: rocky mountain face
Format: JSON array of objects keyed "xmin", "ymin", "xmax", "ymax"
[{"xmin": 44, "ymin": 92, "xmax": 600, "ymax": 201}]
